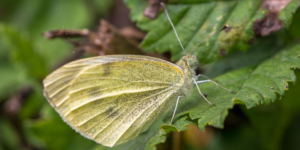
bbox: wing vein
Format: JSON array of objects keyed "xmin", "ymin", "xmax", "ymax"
[
  {"xmin": 124, "ymin": 90, "xmax": 169, "ymax": 140},
  {"xmin": 90, "ymin": 86, "xmax": 174, "ymax": 137},
  {"xmin": 98, "ymin": 86, "xmax": 175, "ymax": 143},
  {"xmin": 70, "ymin": 83, "xmax": 170, "ymax": 108}
]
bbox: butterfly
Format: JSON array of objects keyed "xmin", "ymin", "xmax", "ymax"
[{"xmin": 43, "ymin": 2, "xmax": 233, "ymax": 147}]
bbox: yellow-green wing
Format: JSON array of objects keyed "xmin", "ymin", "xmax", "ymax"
[{"xmin": 43, "ymin": 55, "xmax": 185, "ymax": 147}]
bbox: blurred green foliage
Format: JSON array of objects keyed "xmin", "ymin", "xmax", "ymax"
[
  {"xmin": 0, "ymin": 0, "xmax": 112, "ymax": 150},
  {"xmin": 0, "ymin": 0, "xmax": 300, "ymax": 150}
]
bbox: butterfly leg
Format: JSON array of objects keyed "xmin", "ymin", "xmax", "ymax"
[
  {"xmin": 195, "ymin": 74, "xmax": 235, "ymax": 93},
  {"xmin": 195, "ymin": 74, "xmax": 202, "ymax": 80},
  {"xmin": 170, "ymin": 96, "xmax": 184, "ymax": 124},
  {"xmin": 192, "ymin": 78, "xmax": 216, "ymax": 106}
]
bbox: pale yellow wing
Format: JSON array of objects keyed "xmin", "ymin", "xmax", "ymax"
[{"xmin": 43, "ymin": 55, "xmax": 185, "ymax": 147}]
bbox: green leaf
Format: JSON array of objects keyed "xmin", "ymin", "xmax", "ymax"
[
  {"xmin": 125, "ymin": 0, "xmax": 298, "ymax": 64},
  {"xmin": 203, "ymin": 71, "xmax": 300, "ymax": 150},
  {"xmin": 235, "ymin": 45, "xmax": 300, "ymax": 108},
  {"xmin": 141, "ymin": 44, "xmax": 300, "ymax": 149},
  {"xmin": 203, "ymin": 34, "xmax": 285, "ymax": 78}
]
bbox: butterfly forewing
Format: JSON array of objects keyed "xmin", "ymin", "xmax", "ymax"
[{"xmin": 43, "ymin": 55, "xmax": 185, "ymax": 147}]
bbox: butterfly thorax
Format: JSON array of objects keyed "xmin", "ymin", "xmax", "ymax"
[{"xmin": 176, "ymin": 54, "xmax": 198, "ymax": 96}]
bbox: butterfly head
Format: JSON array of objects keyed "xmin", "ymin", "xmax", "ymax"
[
  {"xmin": 177, "ymin": 54, "xmax": 198, "ymax": 72},
  {"xmin": 186, "ymin": 54, "xmax": 198, "ymax": 70}
]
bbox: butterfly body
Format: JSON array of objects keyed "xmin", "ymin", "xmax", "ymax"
[
  {"xmin": 43, "ymin": 54, "xmax": 197, "ymax": 147},
  {"xmin": 176, "ymin": 54, "xmax": 198, "ymax": 96}
]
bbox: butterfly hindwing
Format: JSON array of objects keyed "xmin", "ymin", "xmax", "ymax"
[{"xmin": 43, "ymin": 55, "xmax": 185, "ymax": 147}]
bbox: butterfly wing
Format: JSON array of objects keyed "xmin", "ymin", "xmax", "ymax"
[{"xmin": 43, "ymin": 55, "xmax": 185, "ymax": 147}]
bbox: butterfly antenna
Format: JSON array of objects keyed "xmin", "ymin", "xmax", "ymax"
[
  {"xmin": 161, "ymin": 2, "xmax": 187, "ymax": 55},
  {"xmin": 188, "ymin": 25, "xmax": 229, "ymax": 54}
]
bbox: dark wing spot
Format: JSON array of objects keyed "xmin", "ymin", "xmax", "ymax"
[
  {"xmin": 87, "ymin": 86, "xmax": 100, "ymax": 94},
  {"xmin": 102, "ymin": 62, "xmax": 114, "ymax": 77},
  {"xmin": 110, "ymin": 109, "xmax": 119, "ymax": 118},
  {"xmin": 106, "ymin": 107, "xmax": 114, "ymax": 115},
  {"xmin": 87, "ymin": 86, "xmax": 102, "ymax": 99}
]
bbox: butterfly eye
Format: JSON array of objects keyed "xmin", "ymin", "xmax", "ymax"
[{"xmin": 187, "ymin": 57, "xmax": 198, "ymax": 69}]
